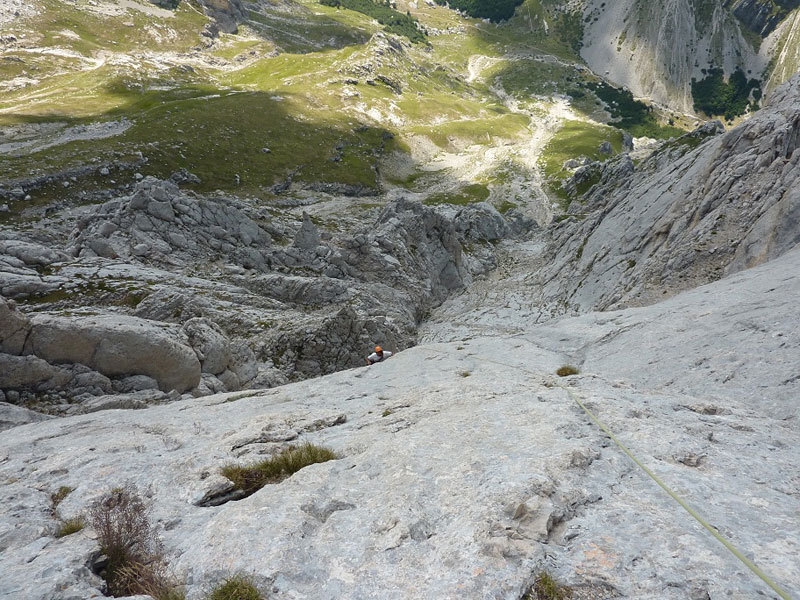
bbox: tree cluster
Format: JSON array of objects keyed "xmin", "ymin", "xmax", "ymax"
[
  {"xmin": 432, "ymin": 0, "xmax": 524, "ymax": 22},
  {"xmin": 320, "ymin": 0, "xmax": 427, "ymax": 43},
  {"xmin": 691, "ymin": 67, "xmax": 761, "ymax": 120}
]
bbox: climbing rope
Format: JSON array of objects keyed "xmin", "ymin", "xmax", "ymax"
[
  {"xmin": 559, "ymin": 383, "xmax": 792, "ymax": 600},
  {"xmin": 439, "ymin": 347, "xmax": 793, "ymax": 599}
]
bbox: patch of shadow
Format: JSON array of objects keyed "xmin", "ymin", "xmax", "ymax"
[
  {"xmin": 301, "ymin": 499, "xmax": 356, "ymax": 523},
  {"xmin": 679, "ymin": 404, "xmax": 732, "ymax": 416},
  {"xmin": 302, "ymin": 413, "xmax": 347, "ymax": 432}
]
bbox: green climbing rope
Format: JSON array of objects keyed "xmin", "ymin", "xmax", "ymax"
[{"xmin": 560, "ymin": 383, "xmax": 793, "ymax": 600}]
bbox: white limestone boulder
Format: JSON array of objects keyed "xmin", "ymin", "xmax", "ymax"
[{"xmin": 24, "ymin": 313, "xmax": 201, "ymax": 393}]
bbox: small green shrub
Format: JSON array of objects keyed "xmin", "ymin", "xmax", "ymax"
[
  {"xmin": 55, "ymin": 516, "xmax": 85, "ymax": 538},
  {"xmin": 221, "ymin": 443, "xmax": 338, "ymax": 497},
  {"xmin": 555, "ymin": 365, "xmax": 579, "ymax": 377},
  {"xmin": 207, "ymin": 574, "xmax": 264, "ymax": 600},
  {"xmin": 525, "ymin": 571, "xmax": 572, "ymax": 599}
]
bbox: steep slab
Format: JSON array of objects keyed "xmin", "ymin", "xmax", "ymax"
[{"xmin": 1, "ymin": 246, "xmax": 798, "ymax": 599}]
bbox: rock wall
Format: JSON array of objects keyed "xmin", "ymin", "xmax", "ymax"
[
  {"xmin": 0, "ymin": 178, "xmax": 514, "ymax": 412},
  {"xmin": 578, "ymin": 0, "xmax": 800, "ymax": 113},
  {"xmin": 534, "ymin": 72, "xmax": 800, "ymax": 314},
  {"xmin": 726, "ymin": 0, "xmax": 800, "ymax": 35}
]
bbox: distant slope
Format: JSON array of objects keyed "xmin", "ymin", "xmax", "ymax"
[{"xmin": 580, "ymin": 0, "xmax": 800, "ymax": 113}]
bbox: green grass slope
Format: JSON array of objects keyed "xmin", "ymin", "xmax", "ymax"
[{"xmin": 0, "ymin": 0, "xmax": 693, "ymax": 218}]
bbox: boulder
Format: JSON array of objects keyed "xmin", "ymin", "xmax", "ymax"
[
  {"xmin": 183, "ymin": 317, "xmax": 231, "ymax": 376},
  {"xmin": 0, "ymin": 298, "xmax": 30, "ymax": 355},
  {"xmin": 0, "ymin": 353, "xmax": 72, "ymax": 391},
  {"xmin": 293, "ymin": 212, "xmax": 321, "ymax": 251},
  {"xmin": 24, "ymin": 313, "xmax": 201, "ymax": 393},
  {"xmin": 0, "ymin": 401, "xmax": 55, "ymax": 432}
]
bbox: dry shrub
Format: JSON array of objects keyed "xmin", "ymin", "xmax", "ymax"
[
  {"xmin": 114, "ymin": 561, "xmax": 185, "ymax": 600},
  {"xmin": 89, "ymin": 485, "xmax": 183, "ymax": 599}
]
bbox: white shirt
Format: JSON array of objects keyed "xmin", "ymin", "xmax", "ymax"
[{"xmin": 367, "ymin": 350, "xmax": 392, "ymax": 364}]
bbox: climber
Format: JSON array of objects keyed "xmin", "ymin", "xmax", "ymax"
[{"xmin": 365, "ymin": 345, "xmax": 392, "ymax": 365}]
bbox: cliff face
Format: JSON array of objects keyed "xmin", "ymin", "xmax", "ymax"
[
  {"xmin": 579, "ymin": 0, "xmax": 800, "ymax": 112},
  {"xmin": 526, "ymin": 72, "xmax": 800, "ymax": 315},
  {"xmin": 580, "ymin": 0, "xmax": 756, "ymax": 113},
  {"xmin": 727, "ymin": 0, "xmax": 800, "ymax": 36}
]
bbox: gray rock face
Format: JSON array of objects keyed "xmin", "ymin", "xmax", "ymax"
[
  {"xmin": 1, "ymin": 175, "xmax": 512, "ymax": 406},
  {"xmin": 183, "ymin": 317, "xmax": 232, "ymax": 376},
  {"xmin": 730, "ymin": 0, "xmax": 800, "ymax": 35},
  {"xmin": 0, "ymin": 246, "xmax": 797, "ymax": 600},
  {"xmin": 0, "ymin": 353, "xmax": 72, "ymax": 391},
  {"xmin": 0, "ymin": 297, "xmax": 30, "ymax": 354},
  {"xmin": 534, "ymin": 73, "xmax": 800, "ymax": 314},
  {"xmin": 0, "ymin": 401, "xmax": 54, "ymax": 431},
  {"xmin": 24, "ymin": 313, "xmax": 201, "ymax": 393}
]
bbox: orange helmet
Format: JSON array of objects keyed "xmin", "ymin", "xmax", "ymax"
[{"xmin": 375, "ymin": 346, "xmax": 382, "ymax": 353}]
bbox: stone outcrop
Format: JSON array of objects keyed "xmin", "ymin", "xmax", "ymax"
[
  {"xmin": 533, "ymin": 72, "xmax": 800, "ymax": 314},
  {"xmin": 24, "ymin": 313, "xmax": 201, "ymax": 393},
  {"xmin": 1, "ymin": 176, "xmax": 513, "ymax": 409},
  {"xmin": 195, "ymin": 0, "xmax": 245, "ymax": 34}
]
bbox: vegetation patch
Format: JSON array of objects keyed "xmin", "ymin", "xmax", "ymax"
[
  {"xmin": 221, "ymin": 443, "xmax": 338, "ymax": 497},
  {"xmin": 50, "ymin": 485, "xmax": 74, "ymax": 511},
  {"xmin": 539, "ymin": 119, "xmax": 622, "ymax": 200},
  {"xmin": 319, "ymin": 0, "xmax": 427, "ymax": 43},
  {"xmin": 55, "ymin": 516, "xmax": 86, "ymax": 538},
  {"xmin": 1, "ymin": 89, "xmax": 397, "ymax": 199},
  {"xmin": 206, "ymin": 574, "xmax": 264, "ymax": 600},
  {"xmin": 245, "ymin": 5, "xmax": 367, "ymax": 53},
  {"xmin": 588, "ymin": 81, "xmax": 684, "ymax": 138},
  {"xmin": 552, "ymin": 9, "xmax": 584, "ymax": 54},
  {"xmin": 433, "ymin": 0, "xmax": 525, "ymax": 23},
  {"xmin": 50, "ymin": 486, "xmax": 85, "ymax": 538},
  {"xmin": 423, "ymin": 183, "xmax": 490, "ymax": 206},
  {"xmin": 524, "ymin": 571, "xmax": 572, "ymax": 599},
  {"xmin": 556, "ymin": 365, "xmax": 579, "ymax": 377},
  {"xmin": 89, "ymin": 485, "xmax": 183, "ymax": 599},
  {"xmin": 691, "ymin": 67, "xmax": 761, "ymax": 120}
]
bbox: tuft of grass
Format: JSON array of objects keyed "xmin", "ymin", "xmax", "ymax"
[
  {"xmin": 525, "ymin": 571, "xmax": 572, "ymax": 599},
  {"xmin": 221, "ymin": 443, "xmax": 338, "ymax": 497},
  {"xmin": 55, "ymin": 516, "xmax": 85, "ymax": 538},
  {"xmin": 207, "ymin": 574, "xmax": 264, "ymax": 600},
  {"xmin": 114, "ymin": 561, "xmax": 186, "ymax": 600},
  {"xmin": 50, "ymin": 485, "xmax": 74, "ymax": 511},
  {"xmin": 555, "ymin": 365, "xmax": 579, "ymax": 377}
]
